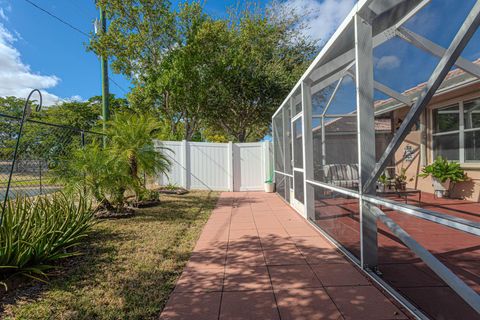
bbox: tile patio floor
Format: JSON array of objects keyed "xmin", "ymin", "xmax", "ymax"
[
  {"xmin": 160, "ymin": 192, "xmax": 410, "ymax": 320},
  {"xmin": 314, "ymin": 192, "xmax": 480, "ymax": 319}
]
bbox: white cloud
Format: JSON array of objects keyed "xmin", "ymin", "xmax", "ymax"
[
  {"xmin": 65, "ymin": 95, "xmax": 84, "ymax": 102},
  {"xmin": 0, "ymin": 23, "xmax": 63, "ymax": 106},
  {"xmin": 0, "ymin": 1, "xmax": 11, "ymax": 21},
  {"xmin": 279, "ymin": 0, "xmax": 356, "ymax": 43},
  {"xmin": 0, "ymin": 8, "xmax": 7, "ymax": 21},
  {"xmin": 376, "ymin": 55, "xmax": 401, "ymax": 70}
]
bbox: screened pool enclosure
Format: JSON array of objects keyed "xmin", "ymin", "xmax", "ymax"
[{"xmin": 272, "ymin": 0, "xmax": 480, "ymax": 319}]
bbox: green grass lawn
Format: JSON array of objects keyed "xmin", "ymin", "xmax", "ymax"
[
  {"xmin": 0, "ymin": 174, "xmax": 56, "ymax": 188},
  {"xmin": 0, "ymin": 190, "xmax": 219, "ymax": 320}
]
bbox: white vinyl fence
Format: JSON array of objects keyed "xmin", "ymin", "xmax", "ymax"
[{"xmin": 155, "ymin": 140, "xmax": 273, "ymax": 191}]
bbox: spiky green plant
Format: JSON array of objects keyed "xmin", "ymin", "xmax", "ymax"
[
  {"xmin": 0, "ymin": 193, "xmax": 94, "ymax": 281},
  {"xmin": 107, "ymin": 113, "xmax": 171, "ymax": 199}
]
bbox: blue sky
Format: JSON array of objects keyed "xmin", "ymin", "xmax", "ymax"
[
  {"xmin": 0, "ymin": 0, "xmax": 266, "ymax": 105},
  {"xmin": 0, "ymin": 0, "xmax": 479, "ymax": 108}
]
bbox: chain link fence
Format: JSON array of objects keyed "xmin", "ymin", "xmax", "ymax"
[{"xmin": 0, "ymin": 112, "xmax": 104, "ymax": 200}]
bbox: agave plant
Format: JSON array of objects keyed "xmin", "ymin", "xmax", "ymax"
[
  {"xmin": 107, "ymin": 113, "xmax": 171, "ymax": 199},
  {"xmin": 0, "ymin": 193, "xmax": 94, "ymax": 281}
]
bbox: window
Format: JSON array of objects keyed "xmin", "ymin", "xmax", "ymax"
[
  {"xmin": 432, "ymin": 104, "xmax": 460, "ymax": 161},
  {"xmin": 432, "ymin": 98, "xmax": 480, "ymax": 162},
  {"xmin": 464, "ymin": 98, "xmax": 480, "ymax": 161}
]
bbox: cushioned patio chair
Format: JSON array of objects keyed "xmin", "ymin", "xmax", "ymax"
[{"xmin": 323, "ymin": 164, "xmax": 359, "ymax": 189}]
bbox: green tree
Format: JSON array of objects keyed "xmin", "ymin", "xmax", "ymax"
[
  {"xmin": 90, "ymin": 1, "xmax": 210, "ymax": 140},
  {"xmin": 90, "ymin": 1, "xmax": 316, "ymax": 142},
  {"xmin": 89, "ymin": 0, "xmax": 176, "ymax": 79},
  {"xmin": 54, "ymin": 113, "xmax": 171, "ymax": 208},
  {"xmin": 42, "ymin": 95, "xmax": 129, "ymax": 130},
  {"xmin": 0, "ymin": 96, "xmax": 25, "ymax": 117},
  {"xmin": 203, "ymin": 3, "xmax": 316, "ymax": 141},
  {"xmin": 126, "ymin": 2, "xmax": 213, "ymax": 140},
  {"xmin": 0, "ymin": 97, "xmax": 25, "ymax": 158},
  {"xmin": 0, "ymin": 95, "xmax": 134, "ymax": 175}
]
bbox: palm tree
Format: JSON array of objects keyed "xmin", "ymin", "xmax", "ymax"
[
  {"xmin": 107, "ymin": 113, "xmax": 171, "ymax": 199},
  {"xmin": 52, "ymin": 142, "xmax": 131, "ymax": 208}
]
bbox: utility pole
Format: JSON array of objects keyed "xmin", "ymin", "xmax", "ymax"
[{"xmin": 98, "ymin": 5, "xmax": 109, "ymax": 141}]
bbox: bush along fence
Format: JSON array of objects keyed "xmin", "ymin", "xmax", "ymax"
[{"xmin": 0, "ymin": 93, "xmax": 104, "ymax": 203}]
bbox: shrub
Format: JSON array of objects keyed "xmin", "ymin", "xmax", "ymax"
[
  {"xmin": 52, "ymin": 142, "xmax": 132, "ymax": 207},
  {"xmin": 418, "ymin": 156, "xmax": 467, "ymax": 183},
  {"xmin": 138, "ymin": 189, "xmax": 160, "ymax": 201},
  {"xmin": 0, "ymin": 193, "xmax": 94, "ymax": 281},
  {"xmin": 54, "ymin": 114, "xmax": 171, "ymax": 209}
]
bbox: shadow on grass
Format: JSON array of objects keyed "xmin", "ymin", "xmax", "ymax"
[
  {"xmin": 0, "ymin": 227, "xmax": 124, "ymax": 312},
  {"xmin": 0, "ymin": 190, "xmax": 219, "ymax": 319}
]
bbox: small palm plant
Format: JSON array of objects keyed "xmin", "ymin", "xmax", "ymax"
[
  {"xmin": 107, "ymin": 113, "xmax": 171, "ymax": 200},
  {"xmin": 53, "ymin": 113, "xmax": 170, "ymax": 212},
  {"xmin": 52, "ymin": 142, "xmax": 131, "ymax": 210}
]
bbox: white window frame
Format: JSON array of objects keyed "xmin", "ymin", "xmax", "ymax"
[{"xmin": 430, "ymin": 93, "xmax": 480, "ymax": 163}]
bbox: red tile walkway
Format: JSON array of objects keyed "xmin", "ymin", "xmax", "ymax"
[{"xmin": 160, "ymin": 192, "xmax": 410, "ymax": 320}]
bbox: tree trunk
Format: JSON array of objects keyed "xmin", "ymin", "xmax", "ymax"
[
  {"xmin": 184, "ymin": 122, "xmax": 191, "ymax": 141},
  {"xmin": 237, "ymin": 130, "xmax": 246, "ymax": 143},
  {"xmin": 129, "ymin": 154, "xmax": 138, "ymax": 180}
]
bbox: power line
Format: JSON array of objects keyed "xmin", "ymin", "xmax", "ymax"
[
  {"xmin": 23, "ymin": 0, "xmax": 90, "ymax": 38},
  {"xmin": 109, "ymin": 77, "xmax": 128, "ymax": 94},
  {"xmin": 23, "ymin": 0, "xmax": 129, "ymax": 95}
]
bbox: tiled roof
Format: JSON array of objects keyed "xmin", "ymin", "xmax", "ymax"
[
  {"xmin": 314, "ymin": 59, "xmax": 480, "ymax": 133},
  {"xmin": 374, "ymin": 58, "xmax": 480, "ymax": 111},
  {"xmin": 324, "ymin": 117, "xmax": 391, "ymax": 132}
]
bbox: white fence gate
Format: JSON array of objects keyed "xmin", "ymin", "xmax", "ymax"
[{"xmin": 155, "ymin": 140, "xmax": 272, "ymax": 191}]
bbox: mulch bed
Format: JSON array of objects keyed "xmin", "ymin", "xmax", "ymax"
[
  {"xmin": 127, "ymin": 199, "xmax": 161, "ymax": 208},
  {"xmin": 94, "ymin": 206, "xmax": 135, "ymax": 219},
  {"xmin": 155, "ymin": 188, "xmax": 189, "ymax": 195}
]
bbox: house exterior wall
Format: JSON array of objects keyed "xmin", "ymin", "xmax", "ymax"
[{"xmin": 394, "ymin": 82, "xmax": 480, "ymax": 201}]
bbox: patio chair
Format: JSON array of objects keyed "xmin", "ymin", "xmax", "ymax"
[{"xmin": 323, "ymin": 164, "xmax": 359, "ymax": 189}]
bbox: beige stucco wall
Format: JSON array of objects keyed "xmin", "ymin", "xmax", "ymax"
[
  {"xmin": 394, "ymin": 124, "xmax": 480, "ymax": 201},
  {"xmin": 392, "ymin": 82, "xmax": 480, "ymax": 202}
]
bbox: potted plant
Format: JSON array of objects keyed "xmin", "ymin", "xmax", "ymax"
[
  {"xmin": 377, "ymin": 172, "xmax": 391, "ymax": 192},
  {"xmin": 264, "ymin": 178, "xmax": 275, "ymax": 193},
  {"xmin": 418, "ymin": 156, "xmax": 467, "ymax": 198},
  {"xmin": 393, "ymin": 168, "xmax": 413, "ymax": 191}
]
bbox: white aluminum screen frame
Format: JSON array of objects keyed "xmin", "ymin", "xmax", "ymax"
[{"xmin": 272, "ymin": 0, "xmax": 480, "ymax": 317}]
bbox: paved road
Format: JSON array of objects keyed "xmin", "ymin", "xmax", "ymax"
[{"xmin": 0, "ymin": 185, "xmax": 61, "ymax": 200}]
